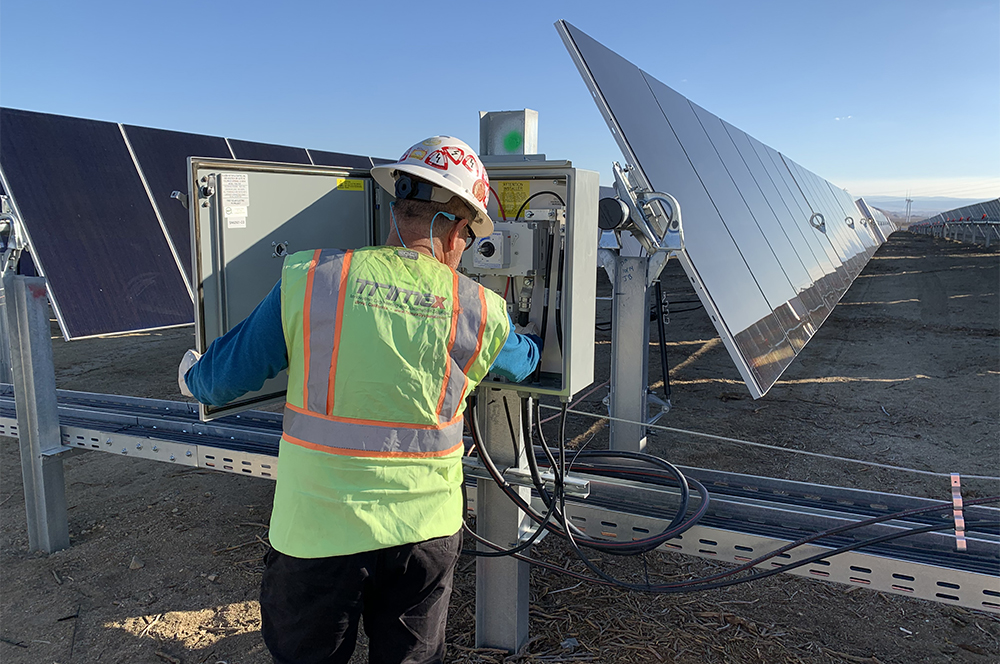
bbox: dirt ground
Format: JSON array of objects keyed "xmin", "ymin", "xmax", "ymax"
[{"xmin": 1, "ymin": 231, "xmax": 998, "ymax": 663}]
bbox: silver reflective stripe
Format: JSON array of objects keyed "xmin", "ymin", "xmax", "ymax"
[
  {"xmin": 284, "ymin": 406, "xmax": 463, "ymax": 456},
  {"xmin": 435, "ymin": 275, "xmax": 484, "ymax": 422},
  {"xmin": 305, "ymin": 250, "xmax": 348, "ymax": 413},
  {"xmin": 451, "ymin": 274, "xmax": 484, "ymax": 372}
]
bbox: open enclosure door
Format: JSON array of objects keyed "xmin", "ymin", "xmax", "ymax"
[{"xmin": 190, "ymin": 159, "xmax": 381, "ymax": 420}]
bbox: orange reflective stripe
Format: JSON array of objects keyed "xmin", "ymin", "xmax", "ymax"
[
  {"xmin": 286, "ymin": 401, "xmax": 464, "ymax": 431},
  {"xmin": 301, "ymin": 249, "xmax": 322, "ymax": 406},
  {"xmin": 282, "ymin": 433, "xmax": 463, "ymax": 459},
  {"xmin": 434, "ymin": 271, "xmax": 461, "ymax": 419},
  {"xmin": 326, "ymin": 250, "xmax": 353, "ymax": 415}
]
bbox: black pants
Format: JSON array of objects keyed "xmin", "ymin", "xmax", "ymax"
[{"xmin": 260, "ymin": 531, "xmax": 462, "ymax": 664}]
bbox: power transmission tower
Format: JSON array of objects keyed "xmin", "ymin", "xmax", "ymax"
[{"xmin": 905, "ymin": 190, "xmax": 913, "ymax": 227}]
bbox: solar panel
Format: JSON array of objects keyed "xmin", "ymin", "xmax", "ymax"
[
  {"xmin": 123, "ymin": 125, "xmax": 233, "ymax": 284},
  {"xmin": 0, "ymin": 108, "xmax": 193, "ymax": 339},
  {"xmin": 557, "ymin": 21, "xmax": 881, "ymax": 396},
  {"xmin": 306, "ymin": 149, "xmax": 373, "ymax": 170},
  {"xmin": 227, "ymin": 139, "xmax": 310, "ymax": 164}
]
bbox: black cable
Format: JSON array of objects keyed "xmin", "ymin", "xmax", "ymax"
[
  {"xmin": 468, "ymin": 400, "xmax": 1000, "ymax": 590},
  {"xmin": 653, "ymin": 281, "xmax": 670, "ymax": 401},
  {"xmin": 461, "ymin": 399, "xmax": 558, "ymax": 558},
  {"xmin": 514, "ymin": 191, "xmax": 566, "ymax": 221},
  {"xmin": 470, "ymin": 397, "xmax": 706, "ymax": 555}
]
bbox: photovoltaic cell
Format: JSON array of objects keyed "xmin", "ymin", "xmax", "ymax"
[
  {"xmin": 0, "ymin": 108, "xmax": 193, "ymax": 338},
  {"xmin": 557, "ymin": 21, "xmax": 882, "ymax": 396},
  {"xmin": 123, "ymin": 125, "xmax": 233, "ymax": 284},
  {"xmin": 227, "ymin": 139, "xmax": 310, "ymax": 164}
]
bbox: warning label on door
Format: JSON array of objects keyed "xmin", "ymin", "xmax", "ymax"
[
  {"xmin": 336, "ymin": 178, "xmax": 365, "ymax": 191},
  {"xmin": 221, "ymin": 173, "xmax": 250, "ymax": 207},
  {"xmin": 498, "ymin": 181, "xmax": 530, "ymax": 218}
]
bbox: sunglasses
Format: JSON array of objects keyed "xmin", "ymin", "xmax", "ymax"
[{"xmin": 463, "ymin": 225, "xmax": 477, "ymax": 251}]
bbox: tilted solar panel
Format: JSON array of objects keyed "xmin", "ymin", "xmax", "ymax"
[
  {"xmin": 307, "ymin": 149, "xmax": 373, "ymax": 170},
  {"xmin": 557, "ymin": 21, "xmax": 879, "ymax": 397},
  {"xmin": 123, "ymin": 125, "xmax": 233, "ymax": 284},
  {"xmin": 227, "ymin": 139, "xmax": 310, "ymax": 164},
  {"xmin": 0, "ymin": 108, "xmax": 193, "ymax": 339}
]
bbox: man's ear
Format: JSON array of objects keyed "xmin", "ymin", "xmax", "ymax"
[{"xmin": 447, "ymin": 219, "xmax": 466, "ymax": 253}]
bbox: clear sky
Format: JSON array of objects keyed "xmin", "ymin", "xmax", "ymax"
[{"xmin": 1, "ymin": 0, "xmax": 998, "ymax": 203}]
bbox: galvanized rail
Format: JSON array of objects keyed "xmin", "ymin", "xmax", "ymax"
[{"xmin": 2, "ymin": 387, "xmax": 997, "ymax": 613}]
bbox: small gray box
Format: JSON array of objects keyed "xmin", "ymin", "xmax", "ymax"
[{"xmin": 479, "ymin": 110, "xmax": 539, "ymax": 156}]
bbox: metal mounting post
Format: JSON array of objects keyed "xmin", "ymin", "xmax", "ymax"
[
  {"xmin": 609, "ymin": 256, "xmax": 650, "ymax": 452},
  {"xmin": 474, "ymin": 387, "xmax": 531, "ymax": 652},
  {"xmin": 2, "ymin": 273, "xmax": 70, "ymax": 553}
]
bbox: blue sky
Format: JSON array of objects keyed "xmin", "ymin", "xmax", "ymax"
[{"xmin": 1, "ymin": 0, "xmax": 998, "ymax": 204}]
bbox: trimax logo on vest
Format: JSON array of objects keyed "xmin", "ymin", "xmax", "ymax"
[{"xmin": 354, "ymin": 279, "xmax": 448, "ymax": 310}]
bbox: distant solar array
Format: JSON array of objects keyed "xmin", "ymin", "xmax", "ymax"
[
  {"xmin": 910, "ymin": 198, "xmax": 1000, "ymax": 227},
  {"xmin": 558, "ymin": 21, "xmax": 890, "ymax": 397},
  {"xmin": 0, "ymin": 108, "xmax": 380, "ymax": 339},
  {"xmin": 909, "ymin": 198, "xmax": 1000, "ymax": 246}
]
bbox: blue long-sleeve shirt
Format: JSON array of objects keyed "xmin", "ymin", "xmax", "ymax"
[{"xmin": 186, "ymin": 280, "xmax": 541, "ymax": 407}]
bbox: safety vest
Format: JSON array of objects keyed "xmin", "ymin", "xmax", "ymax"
[{"xmin": 269, "ymin": 246, "xmax": 510, "ymax": 558}]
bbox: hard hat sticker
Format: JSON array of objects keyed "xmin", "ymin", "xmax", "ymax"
[
  {"xmin": 408, "ymin": 148, "xmax": 427, "ymax": 161},
  {"xmin": 472, "ymin": 180, "xmax": 487, "ymax": 203},
  {"xmin": 424, "ymin": 150, "xmax": 449, "ymax": 170},
  {"xmin": 462, "ymin": 155, "xmax": 480, "ymax": 175},
  {"xmin": 444, "ymin": 146, "xmax": 465, "ymax": 164}
]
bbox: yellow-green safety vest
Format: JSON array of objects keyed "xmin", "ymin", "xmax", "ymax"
[{"xmin": 269, "ymin": 246, "xmax": 510, "ymax": 558}]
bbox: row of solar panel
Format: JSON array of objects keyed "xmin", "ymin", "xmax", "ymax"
[
  {"xmin": 911, "ymin": 198, "xmax": 1000, "ymax": 226},
  {"xmin": 558, "ymin": 21, "xmax": 892, "ymax": 396},
  {"xmin": 854, "ymin": 199, "xmax": 897, "ymax": 243},
  {"xmin": 0, "ymin": 107, "xmax": 388, "ymax": 339}
]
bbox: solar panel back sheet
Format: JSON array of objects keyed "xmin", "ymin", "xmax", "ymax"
[{"xmin": 557, "ymin": 21, "xmax": 882, "ymax": 397}]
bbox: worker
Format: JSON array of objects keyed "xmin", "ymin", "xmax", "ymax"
[{"xmin": 178, "ymin": 136, "xmax": 541, "ymax": 664}]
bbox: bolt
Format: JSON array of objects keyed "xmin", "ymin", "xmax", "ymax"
[
  {"xmin": 152, "ymin": 446, "xmax": 158, "ymax": 452},
  {"xmin": 186, "ymin": 451, "xmax": 192, "ymax": 457},
  {"xmin": 106, "ymin": 438, "xmax": 112, "ymax": 445},
  {"xmin": 170, "ymin": 454, "xmax": 176, "ymax": 461},
  {"xmin": 122, "ymin": 448, "xmax": 128, "ymax": 455},
  {"xmin": 136, "ymin": 443, "xmax": 142, "ymax": 450}
]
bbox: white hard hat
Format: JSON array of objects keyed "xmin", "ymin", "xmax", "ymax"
[{"xmin": 371, "ymin": 136, "xmax": 494, "ymax": 238}]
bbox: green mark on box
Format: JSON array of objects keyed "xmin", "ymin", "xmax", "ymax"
[{"xmin": 503, "ymin": 131, "xmax": 524, "ymax": 153}]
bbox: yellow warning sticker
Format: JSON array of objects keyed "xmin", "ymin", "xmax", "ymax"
[
  {"xmin": 498, "ymin": 181, "xmax": 530, "ymax": 219},
  {"xmin": 336, "ymin": 178, "xmax": 365, "ymax": 191}
]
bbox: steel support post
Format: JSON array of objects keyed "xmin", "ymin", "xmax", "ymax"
[
  {"xmin": 474, "ymin": 387, "xmax": 531, "ymax": 652},
  {"xmin": 609, "ymin": 255, "xmax": 649, "ymax": 452},
  {"xmin": 0, "ymin": 285, "xmax": 12, "ymax": 384},
  {"xmin": 2, "ymin": 274, "xmax": 70, "ymax": 553}
]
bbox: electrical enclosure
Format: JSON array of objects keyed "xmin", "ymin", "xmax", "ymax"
[
  {"xmin": 190, "ymin": 159, "xmax": 382, "ymax": 420},
  {"xmin": 190, "ymin": 157, "xmax": 598, "ymax": 421},
  {"xmin": 460, "ymin": 160, "xmax": 599, "ymax": 399}
]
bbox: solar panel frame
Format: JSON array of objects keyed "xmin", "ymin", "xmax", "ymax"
[{"xmin": 0, "ymin": 108, "xmax": 194, "ymax": 339}]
